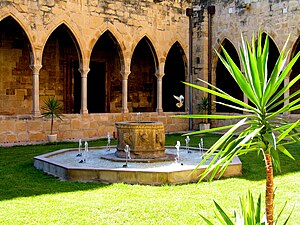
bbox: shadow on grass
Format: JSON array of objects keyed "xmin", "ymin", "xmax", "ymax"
[{"xmin": 0, "ymin": 140, "xmax": 113, "ymax": 201}]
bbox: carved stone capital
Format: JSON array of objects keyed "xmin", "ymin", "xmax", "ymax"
[
  {"xmin": 29, "ymin": 64, "xmax": 42, "ymax": 75},
  {"xmin": 78, "ymin": 67, "xmax": 90, "ymax": 78}
]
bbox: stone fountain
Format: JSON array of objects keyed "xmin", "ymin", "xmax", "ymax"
[
  {"xmin": 33, "ymin": 116, "xmax": 242, "ymax": 185},
  {"xmin": 102, "ymin": 121, "xmax": 175, "ymax": 162}
]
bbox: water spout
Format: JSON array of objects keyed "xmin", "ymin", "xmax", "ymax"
[
  {"xmin": 175, "ymin": 141, "xmax": 180, "ymax": 164},
  {"xmin": 76, "ymin": 139, "xmax": 82, "ymax": 157},
  {"xmin": 185, "ymin": 136, "xmax": 191, "ymax": 153},
  {"xmin": 123, "ymin": 144, "xmax": 131, "ymax": 167},
  {"xmin": 107, "ymin": 132, "xmax": 111, "ymax": 151}
]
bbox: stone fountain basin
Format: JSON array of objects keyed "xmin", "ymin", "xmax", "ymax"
[{"xmin": 33, "ymin": 146, "xmax": 242, "ymax": 185}]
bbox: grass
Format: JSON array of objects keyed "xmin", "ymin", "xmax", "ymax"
[{"xmin": 0, "ymin": 133, "xmax": 300, "ymax": 224}]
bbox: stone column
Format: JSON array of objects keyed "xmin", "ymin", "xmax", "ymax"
[
  {"xmin": 121, "ymin": 71, "xmax": 130, "ymax": 113},
  {"xmin": 79, "ymin": 67, "xmax": 90, "ymax": 114},
  {"xmin": 30, "ymin": 64, "xmax": 42, "ymax": 116},
  {"xmin": 156, "ymin": 73, "xmax": 164, "ymax": 113}
]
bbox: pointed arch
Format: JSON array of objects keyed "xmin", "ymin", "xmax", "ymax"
[
  {"xmin": 41, "ymin": 24, "xmax": 81, "ymax": 113},
  {"xmin": 101, "ymin": 29, "xmax": 125, "ymax": 73},
  {"xmin": 42, "ymin": 22, "xmax": 83, "ymax": 64},
  {"xmin": 87, "ymin": 30, "xmax": 124, "ymax": 113},
  {"xmin": 128, "ymin": 36, "xmax": 158, "ymax": 112},
  {"xmin": 163, "ymin": 34, "xmax": 189, "ymax": 60},
  {"xmin": 0, "ymin": 16, "xmax": 33, "ymax": 115},
  {"xmin": 163, "ymin": 41, "xmax": 187, "ymax": 112},
  {"xmin": 215, "ymin": 38, "xmax": 243, "ymax": 113},
  {"xmin": 0, "ymin": 12, "xmax": 35, "ymax": 54},
  {"xmin": 130, "ymin": 35, "xmax": 159, "ymax": 70},
  {"xmin": 89, "ymin": 23, "xmax": 127, "ymax": 61}
]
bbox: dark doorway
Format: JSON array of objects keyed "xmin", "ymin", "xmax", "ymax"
[
  {"xmin": 129, "ymin": 37, "xmax": 157, "ymax": 112},
  {"xmin": 90, "ymin": 31, "xmax": 122, "ymax": 113},
  {"xmin": 216, "ymin": 39, "xmax": 243, "ymax": 113},
  {"xmin": 164, "ymin": 42, "xmax": 186, "ymax": 112},
  {"xmin": 87, "ymin": 62, "xmax": 106, "ymax": 113}
]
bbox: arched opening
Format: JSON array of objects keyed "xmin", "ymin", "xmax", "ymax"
[
  {"xmin": 89, "ymin": 31, "xmax": 122, "ymax": 113},
  {"xmin": 0, "ymin": 16, "xmax": 32, "ymax": 115},
  {"xmin": 129, "ymin": 37, "xmax": 157, "ymax": 112},
  {"xmin": 41, "ymin": 24, "xmax": 80, "ymax": 113},
  {"xmin": 216, "ymin": 39, "xmax": 243, "ymax": 113},
  {"xmin": 163, "ymin": 42, "xmax": 186, "ymax": 112}
]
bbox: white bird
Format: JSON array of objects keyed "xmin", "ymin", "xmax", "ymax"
[{"xmin": 173, "ymin": 95, "xmax": 184, "ymax": 108}]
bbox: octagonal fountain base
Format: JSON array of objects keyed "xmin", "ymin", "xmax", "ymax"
[{"xmin": 34, "ymin": 146, "xmax": 242, "ymax": 185}]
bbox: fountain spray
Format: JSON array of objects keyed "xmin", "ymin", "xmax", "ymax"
[
  {"xmin": 76, "ymin": 139, "xmax": 82, "ymax": 157},
  {"xmin": 185, "ymin": 136, "xmax": 191, "ymax": 153},
  {"xmin": 107, "ymin": 132, "xmax": 111, "ymax": 151},
  {"xmin": 175, "ymin": 141, "xmax": 183, "ymax": 165},
  {"xmin": 123, "ymin": 144, "xmax": 131, "ymax": 168}
]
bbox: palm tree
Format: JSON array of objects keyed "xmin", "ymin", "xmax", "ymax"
[{"xmin": 177, "ymin": 32, "xmax": 300, "ymax": 224}]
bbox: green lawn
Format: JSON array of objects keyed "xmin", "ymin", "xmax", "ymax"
[{"xmin": 0, "ymin": 133, "xmax": 299, "ymax": 224}]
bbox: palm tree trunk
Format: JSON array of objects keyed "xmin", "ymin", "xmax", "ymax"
[
  {"xmin": 265, "ymin": 153, "xmax": 274, "ymax": 225},
  {"xmin": 50, "ymin": 117, "xmax": 54, "ymax": 135}
]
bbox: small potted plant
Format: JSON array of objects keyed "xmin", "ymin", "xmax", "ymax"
[
  {"xmin": 197, "ymin": 96, "xmax": 211, "ymax": 130},
  {"xmin": 41, "ymin": 97, "xmax": 63, "ymax": 142}
]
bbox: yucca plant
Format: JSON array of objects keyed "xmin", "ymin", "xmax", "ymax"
[
  {"xmin": 41, "ymin": 97, "xmax": 63, "ymax": 135},
  {"xmin": 176, "ymin": 31, "xmax": 300, "ymax": 225},
  {"xmin": 201, "ymin": 190, "xmax": 293, "ymax": 225},
  {"xmin": 197, "ymin": 96, "xmax": 210, "ymax": 124}
]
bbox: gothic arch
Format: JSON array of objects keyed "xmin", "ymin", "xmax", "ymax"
[
  {"xmin": 87, "ymin": 30, "xmax": 124, "ymax": 113},
  {"xmin": 42, "ymin": 19, "xmax": 83, "ymax": 62},
  {"xmin": 95, "ymin": 29, "xmax": 125, "ymax": 72},
  {"xmin": 89, "ymin": 23, "xmax": 127, "ymax": 62},
  {"xmin": 163, "ymin": 41, "xmax": 187, "ymax": 112},
  {"xmin": 41, "ymin": 24, "xmax": 81, "ymax": 113},
  {"xmin": 128, "ymin": 36, "xmax": 158, "ymax": 112},
  {"xmin": 215, "ymin": 38, "xmax": 243, "ymax": 113},
  {"xmin": 164, "ymin": 35, "xmax": 188, "ymax": 62},
  {"xmin": 166, "ymin": 41, "xmax": 188, "ymax": 71},
  {"xmin": 0, "ymin": 14, "xmax": 35, "ymax": 63},
  {"xmin": 0, "ymin": 11, "xmax": 34, "ymax": 49},
  {"xmin": 0, "ymin": 16, "xmax": 34, "ymax": 114},
  {"xmin": 213, "ymin": 36, "xmax": 240, "ymax": 64},
  {"xmin": 130, "ymin": 35, "xmax": 159, "ymax": 70}
]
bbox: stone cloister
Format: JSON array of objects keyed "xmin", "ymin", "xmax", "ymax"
[
  {"xmin": 0, "ymin": 0, "xmax": 191, "ymax": 145},
  {"xmin": 3, "ymin": 0, "xmax": 300, "ymax": 145}
]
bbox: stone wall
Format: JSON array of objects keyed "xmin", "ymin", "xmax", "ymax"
[
  {"xmin": 0, "ymin": 112, "xmax": 188, "ymax": 146},
  {"xmin": 192, "ymin": 0, "xmax": 300, "ymax": 128}
]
